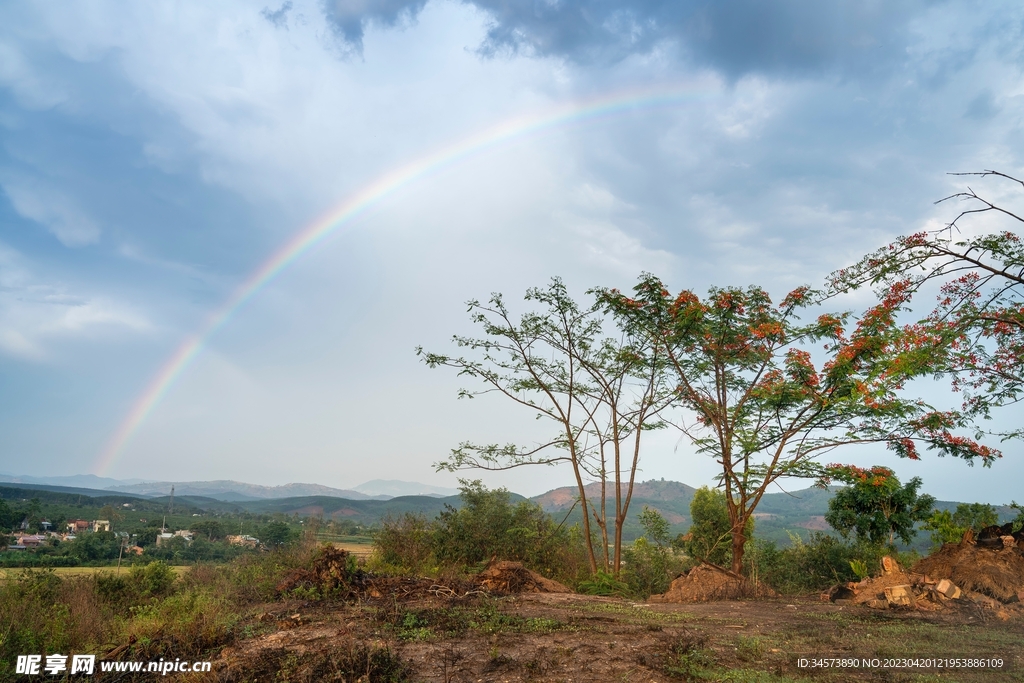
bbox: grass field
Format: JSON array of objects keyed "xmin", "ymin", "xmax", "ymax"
[{"xmin": 0, "ymin": 565, "xmax": 192, "ymax": 580}]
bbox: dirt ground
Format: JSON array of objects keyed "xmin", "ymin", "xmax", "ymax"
[{"xmin": 214, "ymin": 590, "xmax": 1024, "ymax": 682}]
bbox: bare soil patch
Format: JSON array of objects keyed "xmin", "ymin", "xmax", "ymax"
[
  {"xmin": 650, "ymin": 563, "xmax": 777, "ymax": 603},
  {"xmin": 214, "ymin": 583, "xmax": 1024, "ymax": 682}
]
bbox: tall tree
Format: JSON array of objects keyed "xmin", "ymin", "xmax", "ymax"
[
  {"xmin": 831, "ymin": 170, "xmax": 1024, "ymax": 438},
  {"xmin": 601, "ymin": 276, "xmax": 995, "ymax": 573},
  {"xmin": 418, "ymin": 278, "xmax": 673, "ymax": 574}
]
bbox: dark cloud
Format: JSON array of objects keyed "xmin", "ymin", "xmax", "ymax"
[
  {"xmin": 321, "ymin": 0, "xmax": 428, "ymax": 53},
  {"xmin": 321, "ymin": 0, "xmax": 938, "ymax": 78},
  {"xmin": 261, "ymin": 2, "xmax": 293, "ymax": 28},
  {"xmin": 469, "ymin": 0, "xmax": 932, "ymax": 77}
]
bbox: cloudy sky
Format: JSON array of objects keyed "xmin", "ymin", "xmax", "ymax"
[{"xmin": 1, "ymin": 0, "xmax": 1022, "ymax": 501}]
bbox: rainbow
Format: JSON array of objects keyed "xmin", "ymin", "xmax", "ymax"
[{"xmin": 94, "ymin": 82, "xmax": 714, "ymax": 474}]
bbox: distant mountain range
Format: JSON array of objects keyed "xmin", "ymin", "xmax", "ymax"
[
  {"xmin": 104, "ymin": 481, "xmax": 389, "ymax": 501},
  {"xmin": 0, "ymin": 473, "xmax": 147, "ymax": 489},
  {"xmin": 353, "ymin": 480, "xmax": 458, "ymax": 498},
  {"xmin": 0, "ymin": 474, "xmax": 458, "ymax": 502}
]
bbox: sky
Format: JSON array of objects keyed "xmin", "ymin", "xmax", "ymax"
[{"xmin": 0, "ymin": 0, "xmax": 1023, "ymax": 502}]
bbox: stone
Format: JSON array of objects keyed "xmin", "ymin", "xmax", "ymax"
[
  {"xmin": 884, "ymin": 585, "xmax": 915, "ymax": 608},
  {"xmin": 935, "ymin": 579, "xmax": 961, "ymax": 600}
]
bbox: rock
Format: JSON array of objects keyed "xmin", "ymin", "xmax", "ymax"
[
  {"xmin": 935, "ymin": 579, "xmax": 962, "ymax": 600},
  {"xmin": 884, "ymin": 585, "xmax": 915, "ymax": 608}
]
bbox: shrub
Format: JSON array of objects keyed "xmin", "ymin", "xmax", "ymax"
[
  {"xmin": 576, "ymin": 570, "xmax": 630, "ymax": 596},
  {"xmin": 922, "ymin": 502, "xmax": 999, "ymax": 548},
  {"xmin": 372, "ymin": 513, "xmax": 435, "ymax": 574},
  {"xmin": 432, "ymin": 481, "xmax": 565, "ymax": 571},
  {"xmin": 621, "ymin": 507, "xmax": 687, "ymax": 597},
  {"xmin": 0, "ymin": 571, "xmax": 107, "ymax": 679},
  {"xmin": 747, "ymin": 533, "xmax": 888, "ymax": 593},
  {"xmin": 687, "ymin": 487, "xmax": 751, "ymax": 566}
]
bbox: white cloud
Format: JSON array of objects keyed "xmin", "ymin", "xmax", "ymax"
[
  {"xmin": 0, "ymin": 40, "xmax": 68, "ymax": 110},
  {"xmin": 0, "ymin": 242, "xmax": 149, "ymax": 360},
  {"xmin": 1, "ymin": 176, "xmax": 101, "ymax": 247}
]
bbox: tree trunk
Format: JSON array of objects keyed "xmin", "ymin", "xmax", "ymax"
[
  {"xmin": 572, "ymin": 467, "xmax": 599, "ymax": 574},
  {"xmin": 730, "ymin": 524, "xmax": 746, "ymax": 575}
]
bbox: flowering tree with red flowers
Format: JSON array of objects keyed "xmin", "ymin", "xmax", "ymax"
[
  {"xmin": 417, "ymin": 278, "xmax": 675, "ymax": 575},
  {"xmin": 820, "ymin": 464, "xmax": 935, "ymax": 547},
  {"xmin": 600, "ymin": 275, "xmax": 996, "ymax": 573},
  {"xmin": 831, "ymin": 171, "xmax": 1024, "ymax": 438}
]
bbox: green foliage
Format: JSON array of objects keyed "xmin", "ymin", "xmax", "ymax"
[
  {"xmin": 136, "ymin": 527, "xmax": 159, "ymax": 547},
  {"xmin": 261, "ymin": 520, "xmax": 298, "ymax": 548},
  {"xmin": 66, "ymin": 530, "xmax": 123, "ymax": 563},
  {"xmin": 638, "ymin": 505, "xmax": 671, "ymax": 545},
  {"xmin": 823, "ymin": 465, "xmax": 935, "ymax": 546},
  {"xmin": 0, "ymin": 570, "xmax": 106, "ymax": 678},
  {"xmin": 687, "ymin": 487, "xmax": 750, "ymax": 566},
  {"xmin": 191, "ymin": 519, "xmax": 225, "ymax": 540},
  {"xmin": 849, "ymin": 559, "xmax": 869, "ymax": 581},
  {"xmin": 576, "ymin": 570, "xmax": 630, "ymax": 596},
  {"xmin": 922, "ymin": 502, "xmax": 999, "ymax": 547},
  {"xmin": 95, "ymin": 561, "xmax": 178, "ymax": 610},
  {"xmin": 1011, "ymin": 502, "xmax": 1024, "ymax": 533},
  {"xmin": 372, "ymin": 513, "xmax": 435, "ymax": 574},
  {"xmin": 431, "ymin": 481, "xmax": 576, "ymax": 577},
  {"xmin": 663, "ymin": 634, "xmax": 716, "ymax": 679},
  {"xmin": 747, "ymin": 533, "xmax": 889, "ymax": 593},
  {"xmin": 621, "ymin": 507, "xmax": 686, "ymax": 597},
  {"xmin": 0, "ymin": 497, "xmax": 13, "ymax": 530},
  {"xmin": 951, "ymin": 502, "xmax": 999, "ymax": 531}
]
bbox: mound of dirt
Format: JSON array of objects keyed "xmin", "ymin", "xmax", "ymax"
[
  {"xmin": 649, "ymin": 563, "xmax": 776, "ymax": 603},
  {"xmin": 913, "ymin": 543, "xmax": 1024, "ymax": 604},
  {"xmin": 475, "ymin": 560, "xmax": 572, "ymax": 594}
]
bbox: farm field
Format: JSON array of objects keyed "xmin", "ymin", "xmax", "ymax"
[{"xmin": 0, "ymin": 565, "xmax": 192, "ymax": 580}]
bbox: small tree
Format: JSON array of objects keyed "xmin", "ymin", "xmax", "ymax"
[
  {"xmin": 420, "ymin": 278, "xmax": 674, "ymax": 575},
  {"xmin": 602, "ymin": 276, "xmax": 995, "ymax": 573},
  {"xmin": 190, "ymin": 520, "xmax": 225, "ymax": 541},
  {"xmin": 822, "ymin": 465, "xmax": 935, "ymax": 547},
  {"xmin": 260, "ymin": 521, "xmax": 296, "ymax": 548}
]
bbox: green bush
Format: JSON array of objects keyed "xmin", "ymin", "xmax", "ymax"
[
  {"xmin": 687, "ymin": 487, "xmax": 751, "ymax": 567},
  {"xmin": 372, "ymin": 513, "xmax": 436, "ymax": 574},
  {"xmin": 621, "ymin": 507, "xmax": 687, "ymax": 598},
  {"xmin": 576, "ymin": 569, "xmax": 630, "ymax": 596},
  {"xmin": 432, "ymin": 481, "xmax": 568, "ymax": 572},
  {"xmin": 747, "ymin": 533, "xmax": 888, "ymax": 593},
  {"xmin": 369, "ymin": 481, "xmax": 586, "ymax": 583},
  {"xmin": 922, "ymin": 503, "xmax": 999, "ymax": 548}
]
